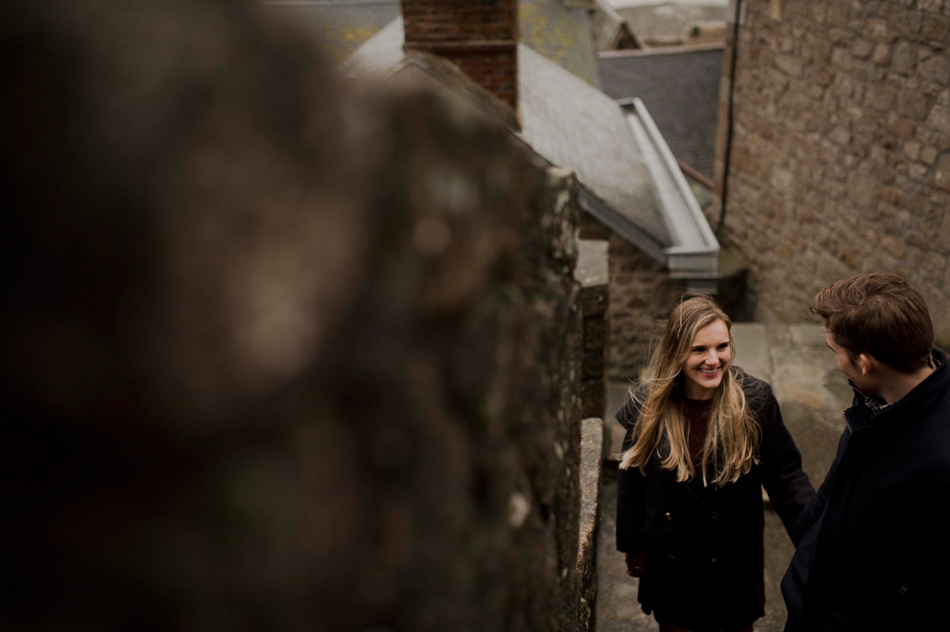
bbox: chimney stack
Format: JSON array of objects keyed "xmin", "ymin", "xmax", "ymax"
[{"xmin": 400, "ymin": 0, "xmax": 518, "ymax": 110}]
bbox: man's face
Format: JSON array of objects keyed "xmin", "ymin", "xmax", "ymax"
[{"xmin": 826, "ymin": 331, "xmax": 876, "ymax": 396}]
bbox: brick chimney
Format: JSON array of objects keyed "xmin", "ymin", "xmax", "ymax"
[{"xmin": 400, "ymin": 0, "xmax": 518, "ymax": 110}]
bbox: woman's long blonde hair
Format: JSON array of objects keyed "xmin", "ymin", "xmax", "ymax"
[{"xmin": 619, "ymin": 294, "xmax": 760, "ymax": 486}]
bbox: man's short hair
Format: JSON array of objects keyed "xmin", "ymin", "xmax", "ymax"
[{"xmin": 812, "ymin": 273, "xmax": 934, "ymax": 373}]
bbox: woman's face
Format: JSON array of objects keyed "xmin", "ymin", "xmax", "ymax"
[{"xmin": 681, "ymin": 318, "xmax": 732, "ymax": 400}]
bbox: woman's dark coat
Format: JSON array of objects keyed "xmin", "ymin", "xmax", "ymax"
[{"xmin": 616, "ymin": 368, "xmax": 814, "ymax": 630}]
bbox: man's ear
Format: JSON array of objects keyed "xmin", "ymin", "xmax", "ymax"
[{"xmin": 858, "ymin": 353, "xmax": 873, "ymax": 376}]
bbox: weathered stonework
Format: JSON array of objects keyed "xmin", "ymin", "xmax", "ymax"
[
  {"xmin": 716, "ymin": 0, "xmax": 950, "ymax": 341},
  {"xmin": 576, "ymin": 417, "xmax": 607, "ymax": 632},
  {"xmin": 606, "ymin": 234, "xmax": 677, "ymax": 379},
  {"xmin": 581, "ymin": 214, "xmax": 679, "ymax": 379},
  {"xmin": 575, "ymin": 240, "xmax": 610, "ymax": 419},
  {"xmin": 3, "ymin": 3, "xmax": 601, "ymax": 630}
]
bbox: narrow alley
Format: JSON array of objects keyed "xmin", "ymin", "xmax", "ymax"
[{"xmin": 596, "ymin": 323, "xmax": 851, "ymax": 632}]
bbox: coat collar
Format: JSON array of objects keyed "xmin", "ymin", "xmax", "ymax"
[{"xmin": 845, "ymin": 348, "xmax": 948, "ymax": 432}]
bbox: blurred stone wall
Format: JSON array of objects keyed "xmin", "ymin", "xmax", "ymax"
[
  {"xmin": 715, "ymin": 0, "xmax": 950, "ymax": 340},
  {"xmin": 2, "ymin": 1, "xmax": 599, "ymax": 630}
]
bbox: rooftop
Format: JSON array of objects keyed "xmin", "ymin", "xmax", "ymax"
[
  {"xmin": 598, "ymin": 44, "xmax": 724, "ymax": 178},
  {"xmin": 346, "ymin": 15, "xmax": 719, "ymax": 284},
  {"xmin": 520, "ymin": 0, "xmax": 603, "ymax": 88}
]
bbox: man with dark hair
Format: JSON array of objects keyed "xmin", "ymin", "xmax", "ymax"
[{"xmin": 782, "ymin": 273, "xmax": 950, "ymax": 631}]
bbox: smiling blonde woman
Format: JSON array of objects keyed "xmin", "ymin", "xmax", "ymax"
[{"xmin": 616, "ymin": 294, "xmax": 814, "ymax": 632}]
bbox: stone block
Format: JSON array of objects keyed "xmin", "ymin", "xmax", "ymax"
[
  {"xmin": 830, "ymin": 46, "xmax": 853, "ymax": 69},
  {"xmin": 920, "ymin": 0, "xmax": 944, "ymax": 16},
  {"xmin": 920, "ymin": 54, "xmax": 950, "ymax": 84},
  {"xmin": 903, "ymin": 140, "xmax": 922, "ymax": 160},
  {"xmin": 910, "ymin": 162, "xmax": 930, "ymax": 181},
  {"xmin": 892, "ymin": 40, "xmax": 919, "ymax": 74},
  {"xmin": 921, "ymin": 144, "xmax": 939, "ymax": 165},
  {"xmin": 831, "ymin": 71, "xmax": 855, "ymax": 98},
  {"xmin": 880, "ymin": 234, "xmax": 908, "ymax": 259},
  {"xmin": 851, "ymin": 38, "xmax": 874, "ymax": 59},
  {"xmin": 898, "ymin": 89, "xmax": 929, "ymax": 120},
  {"xmin": 869, "ymin": 82, "xmax": 901, "ymax": 112},
  {"xmin": 872, "ymin": 43, "xmax": 892, "ymax": 66},
  {"xmin": 889, "ymin": 115, "xmax": 918, "ymax": 137},
  {"xmin": 863, "ymin": 19, "xmax": 889, "ymax": 42},
  {"xmin": 829, "ymin": 125, "xmax": 851, "ymax": 145},
  {"xmin": 923, "ymin": 286, "xmax": 950, "ymax": 350},
  {"xmin": 920, "ymin": 252, "xmax": 948, "ymax": 282},
  {"xmin": 775, "ymin": 53, "xmax": 804, "ymax": 76},
  {"xmin": 922, "ymin": 15, "xmax": 949, "ymax": 41},
  {"xmin": 847, "ymin": 171, "xmax": 880, "ymax": 207},
  {"xmin": 928, "ymin": 102, "xmax": 950, "ymax": 136},
  {"xmin": 931, "ymin": 153, "xmax": 950, "ymax": 190}
]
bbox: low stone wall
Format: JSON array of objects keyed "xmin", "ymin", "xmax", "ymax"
[
  {"xmin": 577, "ymin": 417, "xmax": 609, "ymax": 632},
  {"xmin": 576, "ymin": 240, "xmax": 611, "ymax": 419}
]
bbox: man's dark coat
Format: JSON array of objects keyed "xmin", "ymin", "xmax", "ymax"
[
  {"xmin": 782, "ymin": 349, "xmax": 950, "ymax": 631},
  {"xmin": 616, "ymin": 369, "xmax": 814, "ymax": 630}
]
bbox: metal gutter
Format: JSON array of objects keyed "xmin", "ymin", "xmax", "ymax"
[
  {"xmin": 577, "ymin": 186, "xmax": 668, "ymax": 264},
  {"xmin": 618, "ymin": 97, "xmax": 720, "ymax": 290}
]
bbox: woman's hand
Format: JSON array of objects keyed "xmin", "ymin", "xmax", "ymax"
[{"xmin": 624, "ymin": 551, "xmax": 645, "ymax": 577}]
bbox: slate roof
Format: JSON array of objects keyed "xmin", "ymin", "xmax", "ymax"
[
  {"xmin": 346, "ymin": 18, "xmax": 718, "ymax": 280},
  {"xmin": 517, "ymin": 44, "xmax": 666, "ymax": 244},
  {"xmin": 263, "ymin": 0, "xmax": 400, "ymax": 62},
  {"xmin": 590, "ymin": 0, "xmax": 641, "ymax": 52},
  {"xmin": 598, "ymin": 45, "xmax": 723, "ymax": 178},
  {"xmin": 519, "ymin": 0, "xmax": 601, "ymax": 88}
]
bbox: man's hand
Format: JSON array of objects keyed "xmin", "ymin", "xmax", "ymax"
[{"xmin": 624, "ymin": 551, "xmax": 644, "ymax": 577}]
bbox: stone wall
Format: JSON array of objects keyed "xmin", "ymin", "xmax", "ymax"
[
  {"xmin": 716, "ymin": 0, "xmax": 950, "ymax": 340},
  {"xmin": 581, "ymin": 216, "xmax": 678, "ymax": 380},
  {"xmin": 576, "ymin": 240, "xmax": 611, "ymax": 419},
  {"xmin": 2, "ymin": 2, "xmax": 601, "ymax": 630}
]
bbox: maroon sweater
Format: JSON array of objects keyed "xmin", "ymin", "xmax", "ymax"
[{"xmin": 684, "ymin": 397, "xmax": 713, "ymax": 467}]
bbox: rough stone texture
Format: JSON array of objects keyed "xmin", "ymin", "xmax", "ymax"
[
  {"xmin": 606, "ymin": 253, "xmax": 674, "ymax": 380},
  {"xmin": 580, "ymin": 216, "xmax": 683, "ymax": 380},
  {"xmin": 715, "ymin": 0, "xmax": 950, "ymax": 343},
  {"xmin": 577, "ymin": 417, "xmax": 607, "ymax": 632},
  {"xmin": 1, "ymin": 2, "xmax": 594, "ymax": 630},
  {"xmin": 576, "ymin": 240, "xmax": 611, "ymax": 420}
]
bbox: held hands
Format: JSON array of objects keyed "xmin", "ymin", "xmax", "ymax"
[{"xmin": 624, "ymin": 551, "xmax": 645, "ymax": 578}]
